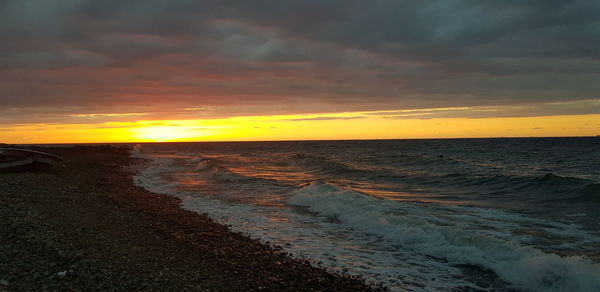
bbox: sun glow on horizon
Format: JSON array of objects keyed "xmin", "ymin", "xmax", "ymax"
[
  {"xmin": 1, "ymin": 109, "xmax": 600, "ymax": 144},
  {"xmin": 131, "ymin": 126, "xmax": 208, "ymax": 142}
]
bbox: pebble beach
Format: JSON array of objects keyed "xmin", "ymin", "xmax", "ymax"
[{"xmin": 0, "ymin": 146, "xmax": 372, "ymax": 291}]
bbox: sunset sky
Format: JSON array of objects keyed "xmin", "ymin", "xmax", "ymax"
[{"xmin": 1, "ymin": 1, "xmax": 599, "ymax": 143}]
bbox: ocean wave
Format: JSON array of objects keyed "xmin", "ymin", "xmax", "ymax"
[
  {"xmin": 189, "ymin": 156, "xmax": 206, "ymax": 163},
  {"xmin": 537, "ymin": 174, "xmax": 600, "ymax": 202},
  {"xmin": 575, "ymin": 184, "xmax": 600, "ymax": 202},
  {"xmin": 131, "ymin": 154, "xmax": 184, "ymax": 195},
  {"xmin": 191, "ymin": 158, "xmax": 252, "ymax": 183},
  {"xmin": 175, "ymin": 152, "xmax": 198, "ymax": 157},
  {"xmin": 289, "ymin": 153, "xmax": 405, "ymax": 182},
  {"xmin": 289, "ymin": 153, "xmax": 360, "ymax": 174},
  {"xmin": 289, "ymin": 151, "xmax": 600, "ymax": 204},
  {"xmin": 422, "ymin": 172, "xmax": 600, "ymax": 203},
  {"xmin": 287, "ymin": 181, "xmax": 600, "ymax": 292}
]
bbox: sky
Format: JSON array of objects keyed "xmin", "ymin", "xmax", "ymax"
[{"xmin": 1, "ymin": 0, "xmax": 599, "ymax": 143}]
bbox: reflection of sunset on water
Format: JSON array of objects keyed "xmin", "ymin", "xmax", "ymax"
[{"xmin": 2, "ymin": 1, "xmax": 599, "ymax": 291}]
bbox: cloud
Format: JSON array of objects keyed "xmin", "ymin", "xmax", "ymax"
[
  {"xmin": 1, "ymin": 0, "xmax": 599, "ymax": 125},
  {"xmin": 376, "ymin": 100, "xmax": 600, "ymax": 119},
  {"xmin": 285, "ymin": 116, "xmax": 364, "ymax": 122}
]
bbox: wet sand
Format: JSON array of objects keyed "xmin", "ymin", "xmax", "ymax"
[{"xmin": 0, "ymin": 146, "xmax": 374, "ymax": 291}]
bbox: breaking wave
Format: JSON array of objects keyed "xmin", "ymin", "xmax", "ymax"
[
  {"xmin": 288, "ymin": 153, "xmax": 600, "ymax": 204},
  {"xmin": 131, "ymin": 138, "xmax": 600, "ymax": 291},
  {"xmin": 288, "ymin": 181, "xmax": 600, "ymax": 292},
  {"xmin": 192, "ymin": 157, "xmax": 253, "ymax": 183}
]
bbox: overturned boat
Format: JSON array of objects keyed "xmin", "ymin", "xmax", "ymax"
[{"xmin": 0, "ymin": 148, "xmax": 63, "ymax": 172}]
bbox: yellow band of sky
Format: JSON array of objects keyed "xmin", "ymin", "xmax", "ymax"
[{"xmin": 2, "ymin": 111, "xmax": 599, "ymax": 144}]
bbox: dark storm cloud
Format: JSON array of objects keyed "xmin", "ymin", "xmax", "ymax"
[{"xmin": 0, "ymin": 0, "xmax": 599, "ymax": 124}]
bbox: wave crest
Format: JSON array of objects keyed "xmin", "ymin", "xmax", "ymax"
[
  {"xmin": 288, "ymin": 181, "xmax": 600, "ymax": 292},
  {"xmin": 192, "ymin": 158, "xmax": 251, "ymax": 183}
]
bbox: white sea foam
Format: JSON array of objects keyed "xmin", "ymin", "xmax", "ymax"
[
  {"xmin": 180, "ymin": 195, "xmax": 474, "ymax": 291},
  {"xmin": 132, "ymin": 148, "xmax": 600, "ymax": 292},
  {"xmin": 133, "ymin": 152, "xmax": 470, "ymax": 290},
  {"xmin": 287, "ymin": 181, "xmax": 600, "ymax": 292}
]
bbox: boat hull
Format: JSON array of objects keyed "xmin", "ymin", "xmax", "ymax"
[{"xmin": 0, "ymin": 148, "xmax": 62, "ymax": 172}]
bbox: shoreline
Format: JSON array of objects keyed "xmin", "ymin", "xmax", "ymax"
[{"xmin": 0, "ymin": 146, "xmax": 374, "ymax": 291}]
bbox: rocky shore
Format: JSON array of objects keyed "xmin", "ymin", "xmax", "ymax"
[{"xmin": 0, "ymin": 146, "xmax": 374, "ymax": 291}]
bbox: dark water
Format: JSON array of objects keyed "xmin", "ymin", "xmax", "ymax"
[{"xmin": 132, "ymin": 138, "xmax": 600, "ymax": 291}]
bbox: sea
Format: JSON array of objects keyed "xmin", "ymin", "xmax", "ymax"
[{"xmin": 130, "ymin": 137, "xmax": 600, "ymax": 291}]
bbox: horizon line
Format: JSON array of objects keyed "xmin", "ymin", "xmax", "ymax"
[{"xmin": 7, "ymin": 135, "xmax": 599, "ymax": 146}]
